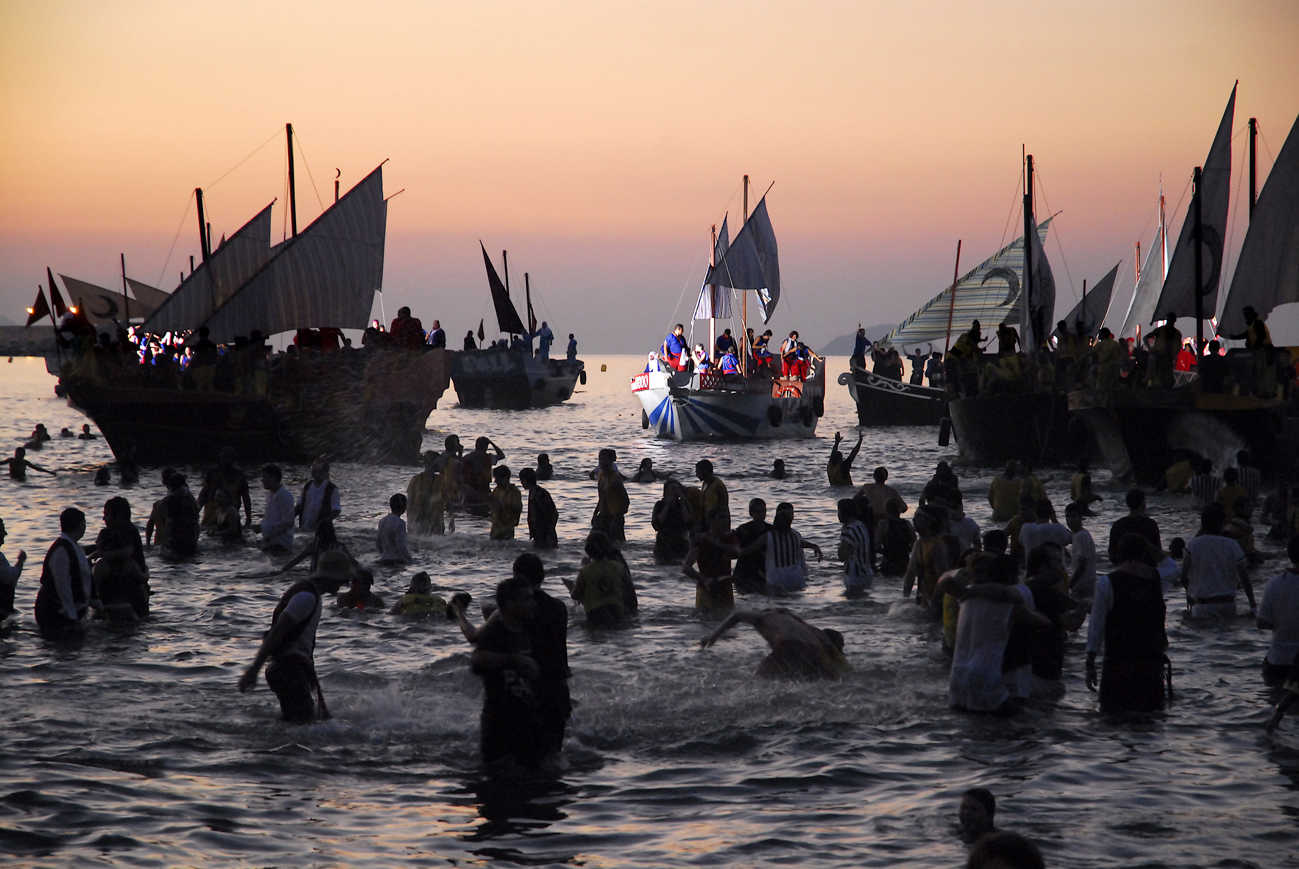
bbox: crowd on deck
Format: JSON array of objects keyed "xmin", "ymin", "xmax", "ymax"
[
  {"xmin": 847, "ymin": 307, "xmax": 1296, "ymax": 401},
  {"xmin": 645, "ymin": 323, "xmax": 818, "ymax": 381}
]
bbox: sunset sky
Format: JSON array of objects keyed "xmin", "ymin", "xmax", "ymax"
[{"xmin": 2, "ymin": 0, "xmax": 1298, "ymax": 350}]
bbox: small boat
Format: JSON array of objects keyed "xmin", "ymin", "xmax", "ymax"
[
  {"xmin": 51, "ymin": 124, "xmax": 451, "ymax": 465},
  {"xmin": 450, "ymin": 244, "xmax": 585, "ymax": 409},
  {"xmin": 631, "ymin": 177, "xmax": 825, "ymax": 441}
]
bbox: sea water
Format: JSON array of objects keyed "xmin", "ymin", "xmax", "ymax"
[{"xmin": 0, "ymin": 354, "xmax": 1295, "ymax": 867}]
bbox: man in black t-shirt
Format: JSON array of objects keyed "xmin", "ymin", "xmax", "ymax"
[
  {"xmin": 471, "ymin": 574, "xmax": 543, "ymax": 767},
  {"xmin": 1107, "ymin": 489, "xmax": 1161, "ymax": 566},
  {"xmin": 732, "ymin": 498, "xmax": 771, "ymax": 594}
]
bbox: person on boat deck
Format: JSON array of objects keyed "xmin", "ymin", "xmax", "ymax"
[
  {"xmin": 388, "ymin": 306, "xmax": 425, "ymax": 348},
  {"xmin": 714, "ymin": 328, "xmax": 737, "ymax": 359},
  {"xmin": 535, "ymin": 321, "xmax": 554, "ymax": 359},
  {"xmin": 691, "ymin": 343, "xmax": 712, "ymax": 372},
  {"xmin": 566, "ymin": 333, "xmax": 578, "ymax": 361},
  {"xmin": 827, "ymin": 431, "xmax": 863, "ymax": 487},
  {"xmin": 924, "ymin": 350, "xmax": 944, "ymax": 388},
  {"xmin": 463, "ymin": 330, "xmax": 477, "ymax": 351},
  {"xmin": 752, "ymin": 329, "xmax": 773, "ymax": 371},
  {"xmin": 995, "ymin": 323, "xmax": 1020, "ymax": 356},
  {"xmin": 779, "ymin": 330, "xmax": 801, "ymax": 377},
  {"xmin": 949, "ymin": 321, "xmax": 983, "ymax": 396},
  {"xmin": 1146, "ymin": 314, "xmax": 1181, "ymax": 388},
  {"xmin": 296, "ymin": 458, "xmax": 341, "ymax": 532},
  {"xmin": 5, "ymin": 446, "xmax": 56, "ymax": 482},
  {"xmin": 643, "ymin": 351, "xmax": 665, "ymax": 373},
  {"xmin": 850, "ymin": 326, "xmax": 870, "ymax": 370},
  {"xmin": 906, "ymin": 347, "xmax": 926, "ymax": 385},
  {"xmin": 1230, "ymin": 305, "xmax": 1273, "ymax": 350},
  {"xmin": 701, "ymin": 608, "xmax": 849, "ymax": 680},
  {"xmin": 719, "ymin": 348, "xmax": 741, "ymax": 375},
  {"xmin": 1174, "ymin": 340, "xmax": 1196, "ymax": 372},
  {"xmin": 423, "ymin": 319, "xmax": 446, "ymax": 348},
  {"xmin": 35, "ymin": 507, "xmax": 94, "ymax": 639},
  {"xmin": 660, "ymin": 323, "xmax": 688, "ymax": 371}
]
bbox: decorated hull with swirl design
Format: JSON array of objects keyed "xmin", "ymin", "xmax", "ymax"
[{"xmin": 630, "ymin": 362, "xmax": 825, "ymax": 441}]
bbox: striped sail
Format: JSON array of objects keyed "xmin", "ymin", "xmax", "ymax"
[
  {"xmin": 124, "ymin": 278, "xmax": 169, "ymax": 312},
  {"xmin": 1217, "ymin": 112, "xmax": 1299, "ymax": 335},
  {"xmin": 142, "ymin": 203, "xmax": 273, "ymax": 336},
  {"xmin": 202, "ymin": 166, "xmax": 385, "ymax": 342},
  {"xmin": 885, "ymin": 218, "xmax": 1053, "ymax": 346}
]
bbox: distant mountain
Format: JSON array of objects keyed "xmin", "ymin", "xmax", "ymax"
[
  {"xmin": 0, "ymin": 314, "xmax": 15, "ymax": 326},
  {"xmin": 819, "ymin": 323, "xmax": 894, "ymax": 355}
]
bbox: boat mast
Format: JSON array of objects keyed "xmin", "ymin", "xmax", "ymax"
[
  {"xmin": 1192, "ymin": 165, "xmax": 1204, "ymax": 349},
  {"xmin": 1249, "ymin": 116, "xmax": 1258, "ymax": 218},
  {"xmin": 120, "ymin": 253, "xmax": 130, "ymax": 323},
  {"xmin": 195, "ymin": 187, "xmax": 211, "ymax": 263},
  {"xmin": 942, "ymin": 239, "xmax": 963, "ymax": 353},
  {"xmin": 1022, "ymin": 153, "xmax": 1035, "ymax": 354},
  {"xmin": 739, "ymin": 173, "xmax": 748, "ymax": 373},
  {"xmin": 286, "ymin": 123, "xmax": 298, "ymax": 238},
  {"xmin": 709, "ymin": 223, "xmax": 719, "ymax": 368}
]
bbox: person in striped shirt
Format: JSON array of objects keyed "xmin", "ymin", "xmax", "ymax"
[{"xmin": 837, "ymin": 499, "xmax": 873, "ymax": 594}]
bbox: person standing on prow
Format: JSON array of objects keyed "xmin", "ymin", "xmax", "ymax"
[
  {"xmin": 296, "ymin": 458, "xmax": 340, "ymax": 532},
  {"xmin": 239, "ymin": 549, "xmax": 353, "ymax": 723},
  {"xmin": 34, "ymin": 507, "xmax": 93, "ymax": 639}
]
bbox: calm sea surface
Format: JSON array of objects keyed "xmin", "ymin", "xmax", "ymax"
[{"xmin": 1, "ymin": 353, "xmax": 1296, "ymax": 867}]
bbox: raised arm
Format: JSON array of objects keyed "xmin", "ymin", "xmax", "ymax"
[{"xmin": 700, "ymin": 611, "xmax": 756, "ymax": 648}]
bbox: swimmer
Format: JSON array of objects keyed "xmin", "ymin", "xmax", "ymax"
[
  {"xmin": 958, "ymin": 787, "xmax": 997, "ymax": 843},
  {"xmin": 59, "ymin": 427, "xmax": 74, "ymax": 438},
  {"xmin": 78, "ymin": 424, "xmax": 97, "ymax": 440},
  {"xmin": 30, "ymin": 424, "xmax": 51, "ymax": 443},
  {"xmin": 630, "ymin": 457, "xmax": 664, "ymax": 483},
  {"xmin": 93, "ymin": 467, "xmax": 111, "ymax": 486},
  {"xmin": 826, "ymin": 431, "xmax": 863, "ymax": 487},
  {"xmin": 769, "ymin": 459, "xmax": 786, "ymax": 480},
  {"xmin": 535, "ymin": 453, "xmax": 554, "ymax": 481},
  {"xmin": 0, "ymin": 517, "xmax": 26, "ymax": 617},
  {"xmin": 700, "ymin": 608, "xmax": 849, "ymax": 680},
  {"xmin": 389, "ymin": 572, "xmax": 451, "ymax": 618},
  {"xmin": 337, "ymin": 568, "xmax": 385, "ymax": 610},
  {"xmin": 4, "ymin": 447, "xmax": 55, "ymax": 482}
]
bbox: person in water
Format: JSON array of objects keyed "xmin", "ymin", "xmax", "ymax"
[
  {"xmin": 738, "ymin": 502, "xmax": 822, "ymax": 594},
  {"xmin": 695, "ymin": 459, "xmax": 730, "ymax": 532},
  {"xmin": 535, "ymin": 453, "xmax": 554, "ymax": 481},
  {"xmin": 567, "ymin": 530, "xmax": 638, "ymax": 627},
  {"xmin": 769, "ymin": 459, "xmax": 787, "ymax": 480},
  {"xmin": 858, "ymin": 466, "xmax": 905, "ymax": 521},
  {"xmin": 92, "ymin": 539, "xmax": 149, "ymax": 623},
  {"xmin": 651, "ymin": 477, "xmax": 692, "ymax": 562},
  {"xmin": 966, "ymin": 832, "xmax": 1045, "ymax": 869},
  {"xmin": 1086, "ymin": 533, "xmax": 1169, "ymax": 715},
  {"xmin": 837, "ymin": 499, "xmax": 873, "ymax": 594},
  {"xmin": 519, "ymin": 467, "xmax": 558, "ymax": 550},
  {"xmin": 34, "ymin": 507, "xmax": 93, "ymax": 639},
  {"xmin": 732, "ymin": 498, "xmax": 771, "ymax": 593},
  {"xmin": 700, "ymin": 608, "xmax": 849, "ymax": 680},
  {"xmin": 259, "ymin": 464, "xmax": 296, "ymax": 552},
  {"xmin": 79, "ymin": 424, "xmax": 97, "ymax": 440},
  {"xmin": 297, "ymin": 458, "xmax": 341, "ymax": 532},
  {"xmin": 0, "ymin": 517, "xmax": 26, "ymax": 617},
  {"xmin": 489, "ymin": 465, "xmax": 522, "ymax": 541},
  {"xmin": 1256, "ymin": 535, "xmax": 1299, "ymax": 687},
  {"xmin": 470, "ymin": 573, "xmax": 546, "ymax": 768},
  {"xmin": 1181, "ymin": 503, "xmax": 1254, "ymax": 618},
  {"xmin": 160, "ymin": 473, "xmax": 200, "ymax": 559},
  {"xmin": 389, "ymin": 572, "xmax": 450, "ymax": 618},
  {"xmin": 376, "ymin": 493, "xmax": 412, "ymax": 564},
  {"xmin": 239, "ymin": 549, "xmax": 352, "ymax": 723},
  {"xmin": 198, "ymin": 447, "xmax": 253, "ymax": 531},
  {"xmin": 630, "ymin": 458, "xmax": 664, "ymax": 483},
  {"xmin": 593, "ymin": 448, "xmax": 630, "ymax": 543},
  {"xmin": 958, "ymin": 787, "xmax": 997, "ymax": 843},
  {"xmin": 337, "ymin": 568, "xmax": 385, "ymax": 610},
  {"xmin": 463, "ymin": 437, "xmax": 506, "ymax": 518},
  {"xmin": 826, "ymin": 432, "xmax": 863, "ymax": 487},
  {"xmin": 405, "ymin": 451, "xmax": 444, "ymax": 536},
  {"xmin": 5, "ymin": 447, "xmax": 56, "ymax": 482}
]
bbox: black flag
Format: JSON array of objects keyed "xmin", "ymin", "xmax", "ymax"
[
  {"xmin": 25, "ymin": 286, "xmax": 51, "ymax": 326},
  {"xmin": 47, "ymin": 268, "xmax": 68, "ymax": 318},
  {"xmin": 477, "ymin": 318, "xmax": 485, "ymax": 341}
]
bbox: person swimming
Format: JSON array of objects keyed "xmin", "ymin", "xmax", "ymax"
[{"xmin": 699, "ymin": 608, "xmax": 849, "ymax": 679}]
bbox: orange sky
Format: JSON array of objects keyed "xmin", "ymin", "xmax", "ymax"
[{"xmin": 2, "ymin": 0, "xmax": 1298, "ymax": 349}]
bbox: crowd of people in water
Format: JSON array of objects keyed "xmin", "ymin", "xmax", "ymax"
[
  {"xmin": 645, "ymin": 323, "xmax": 818, "ymax": 381},
  {"xmin": 46, "ymin": 303, "xmax": 579, "ymax": 394},
  {"xmin": 847, "ymin": 306, "xmax": 1296, "ymax": 401},
  {"xmin": 8, "ymin": 420, "xmax": 1299, "ymax": 867}
]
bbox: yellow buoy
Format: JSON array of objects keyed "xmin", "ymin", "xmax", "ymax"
[{"xmin": 600, "ymin": 364, "xmax": 607, "ymax": 372}]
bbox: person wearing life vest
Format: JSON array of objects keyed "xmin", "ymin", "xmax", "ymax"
[
  {"xmin": 692, "ymin": 343, "xmax": 712, "ymax": 372},
  {"xmin": 719, "ymin": 348, "xmax": 741, "ymax": 375},
  {"xmin": 660, "ymin": 324, "xmax": 688, "ymax": 371},
  {"xmin": 643, "ymin": 351, "xmax": 665, "ymax": 373},
  {"xmin": 34, "ymin": 507, "xmax": 93, "ymax": 639},
  {"xmin": 239, "ymin": 549, "xmax": 352, "ymax": 722},
  {"xmin": 795, "ymin": 342, "xmax": 812, "ymax": 379},
  {"xmin": 780, "ymin": 331, "xmax": 801, "ymax": 377}
]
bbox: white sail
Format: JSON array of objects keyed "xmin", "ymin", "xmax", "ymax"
[
  {"xmin": 885, "ymin": 219, "xmax": 1053, "ymax": 346},
  {"xmin": 1022, "ymin": 221, "xmax": 1057, "ymax": 352},
  {"xmin": 142, "ymin": 203, "xmax": 274, "ymax": 336},
  {"xmin": 702, "ymin": 197, "xmax": 780, "ymax": 322},
  {"xmin": 1217, "ymin": 113, "xmax": 1299, "ymax": 335},
  {"xmin": 124, "ymin": 278, "xmax": 169, "ymax": 312},
  {"xmin": 201, "ymin": 166, "xmax": 386, "ymax": 342},
  {"xmin": 1054, "ymin": 262, "xmax": 1119, "ymax": 339},
  {"xmin": 693, "ymin": 215, "xmax": 732, "ymax": 319},
  {"xmin": 1116, "ymin": 215, "xmax": 1166, "ymax": 338},
  {"xmin": 1152, "ymin": 83, "xmax": 1236, "ymax": 324}
]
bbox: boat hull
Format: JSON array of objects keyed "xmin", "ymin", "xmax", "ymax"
[
  {"xmin": 451, "ymin": 350, "xmax": 584, "ymax": 409},
  {"xmin": 947, "ymin": 390, "xmax": 1077, "ymax": 466},
  {"xmin": 631, "ymin": 365, "xmax": 826, "ymax": 441},
  {"xmin": 58, "ymin": 346, "xmax": 451, "ymax": 465},
  {"xmin": 839, "ymin": 365, "xmax": 947, "ymax": 426}
]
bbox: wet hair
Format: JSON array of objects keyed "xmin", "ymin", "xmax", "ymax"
[
  {"xmin": 982, "ymin": 529, "xmax": 1008, "ymax": 555},
  {"xmin": 60, "ymin": 507, "xmax": 85, "ymax": 533},
  {"xmin": 873, "ymin": 466, "xmax": 887, "ymax": 483},
  {"xmin": 408, "ymin": 571, "xmax": 432, "ymax": 594},
  {"xmin": 1026, "ymin": 543, "xmax": 1062, "ymax": 576},
  {"xmin": 749, "ymin": 498, "xmax": 766, "ymax": 518},
  {"xmin": 885, "ymin": 497, "xmax": 904, "ymax": 517},
  {"xmin": 1117, "ymin": 532, "xmax": 1152, "ymax": 565},
  {"xmin": 262, "ymin": 464, "xmax": 282, "ymax": 484},
  {"xmin": 493, "ymin": 465, "xmax": 511, "ymax": 482},
  {"xmin": 475, "ymin": 436, "xmax": 491, "ymax": 451},
  {"xmin": 964, "ymin": 787, "xmax": 996, "ymax": 818},
  {"xmin": 104, "ymin": 496, "xmax": 131, "ymax": 523},
  {"xmin": 773, "ymin": 503, "xmax": 794, "ymax": 532},
  {"xmin": 1064, "ymin": 501, "xmax": 1082, "ymax": 517},
  {"xmin": 444, "ymin": 435, "xmax": 460, "ymax": 451},
  {"xmin": 389, "ymin": 493, "xmax": 407, "ymax": 513},
  {"xmin": 512, "ymin": 552, "xmax": 545, "ymax": 586},
  {"xmin": 495, "ymin": 574, "xmax": 534, "ymax": 609},
  {"xmin": 696, "ymin": 459, "xmax": 713, "ymax": 476},
  {"xmin": 966, "ymin": 831, "xmax": 1044, "ymax": 869},
  {"xmin": 519, "ymin": 468, "xmax": 537, "ymax": 486},
  {"xmin": 1125, "ymin": 488, "xmax": 1145, "ymax": 511},
  {"xmin": 837, "ymin": 499, "xmax": 858, "ymax": 522},
  {"xmin": 1201, "ymin": 502, "xmax": 1227, "ymax": 535},
  {"xmin": 585, "ymin": 529, "xmax": 615, "ymax": 560},
  {"xmin": 598, "ymin": 447, "xmax": 616, "ymax": 464}
]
